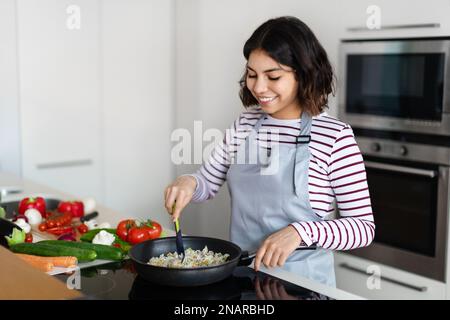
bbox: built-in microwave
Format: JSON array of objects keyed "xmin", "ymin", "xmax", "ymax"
[{"xmin": 338, "ymin": 37, "xmax": 450, "ymax": 136}]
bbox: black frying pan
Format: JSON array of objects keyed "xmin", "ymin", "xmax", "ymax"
[{"xmin": 129, "ymin": 236, "xmax": 315, "ymax": 287}]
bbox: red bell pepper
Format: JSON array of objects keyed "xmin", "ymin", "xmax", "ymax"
[
  {"xmin": 45, "ymin": 226, "xmax": 75, "ymax": 236},
  {"xmin": 18, "ymin": 197, "xmax": 46, "ymax": 217},
  {"xmin": 57, "ymin": 201, "xmax": 84, "ymax": 218}
]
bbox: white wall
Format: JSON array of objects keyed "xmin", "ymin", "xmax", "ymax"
[
  {"xmin": 102, "ymin": 0, "xmax": 175, "ymax": 226},
  {"xmin": 0, "ymin": 0, "xmax": 21, "ymax": 176},
  {"xmin": 174, "ymin": 0, "xmax": 450, "ymax": 239}
]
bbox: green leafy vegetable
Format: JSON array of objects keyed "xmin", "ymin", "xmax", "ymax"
[{"xmin": 5, "ymin": 227, "xmax": 26, "ymax": 247}]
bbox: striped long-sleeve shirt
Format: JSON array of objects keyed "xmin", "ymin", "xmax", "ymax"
[{"xmin": 188, "ymin": 107, "xmax": 375, "ymax": 251}]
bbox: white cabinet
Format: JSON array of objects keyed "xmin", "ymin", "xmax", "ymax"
[
  {"xmin": 10, "ymin": 0, "xmax": 174, "ymax": 226},
  {"xmin": 338, "ymin": 0, "xmax": 450, "ymax": 40},
  {"xmin": 334, "ymin": 252, "xmax": 447, "ymax": 300},
  {"xmin": 17, "ymin": 0, "xmax": 103, "ymax": 200}
]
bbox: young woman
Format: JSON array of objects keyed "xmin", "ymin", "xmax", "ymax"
[{"xmin": 164, "ymin": 16, "xmax": 375, "ymax": 287}]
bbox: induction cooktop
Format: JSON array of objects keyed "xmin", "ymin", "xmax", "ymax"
[{"xmin": 55, "ymin": 260, "xmax": 333, "ymax": 300}]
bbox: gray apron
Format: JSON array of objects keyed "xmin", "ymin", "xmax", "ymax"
[{"xmin": 227, "ymin": 111, "xmax": 336, "ymax": 287}]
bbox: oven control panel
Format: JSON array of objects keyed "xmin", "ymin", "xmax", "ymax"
[{"xmin": 355, "ymin": 137, "xmax": 450, "ymax": 166}]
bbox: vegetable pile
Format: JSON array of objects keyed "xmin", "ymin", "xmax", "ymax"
[{"xmin": 3, "ymin": 196, "xmax": 164, "ymax": 273}]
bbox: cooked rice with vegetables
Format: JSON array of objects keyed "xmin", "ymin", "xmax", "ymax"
[{"xmin": 148, "ymin": 246, "xmax": 230, "ymax": 268}]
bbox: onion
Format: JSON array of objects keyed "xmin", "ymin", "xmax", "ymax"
[
  {"xmin": 57, "ymin": 233, "xmax": 76, "ymax": 241},
  {"xmin": 12, "ymin": 213, "xmax": 28, "ymax": 223},
  {"xmin": 24, "ymin": 208, "xmax": 42, "ymax": 226}
]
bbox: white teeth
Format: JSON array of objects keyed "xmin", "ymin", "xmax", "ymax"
[{"xmin": 259, "ymin": 97, "xmax": 276, "ymax": 102}]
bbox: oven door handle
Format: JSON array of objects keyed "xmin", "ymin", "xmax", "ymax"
[{"xmin": 364, "ymin": 161, "xmax": 437, "ymax": 178}]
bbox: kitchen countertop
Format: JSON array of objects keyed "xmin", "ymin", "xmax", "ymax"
[{"xmin": 0, "ymin": 171, "xmax": 363, "ymax": 300}]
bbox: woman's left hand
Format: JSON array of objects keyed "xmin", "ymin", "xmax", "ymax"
[{"xmin": 254, "ymin": 225, "xmax": 301, "ymax": 271}]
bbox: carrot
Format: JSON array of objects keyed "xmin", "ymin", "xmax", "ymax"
[
  {"xmin": 15, "ymin": 254, "xmax": 77, "ymax": 268},
  {"xmin": 16, "ymin": 254, "xmax": 54, "ymax": 272},
  {"xmin": 44, "ymin": 256, "xmax": 78, "ymax": 267}
]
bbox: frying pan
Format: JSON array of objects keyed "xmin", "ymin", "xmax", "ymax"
[{"xmin": 129, "ymin": 236, "xmax": 315, "ymax": 287}]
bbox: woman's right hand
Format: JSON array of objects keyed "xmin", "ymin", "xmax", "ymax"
[{"xmin": 164, "ymin": 175, "xmax": 197, "ymax": 221}]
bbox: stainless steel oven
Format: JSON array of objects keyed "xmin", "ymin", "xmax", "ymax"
[
  {"xmin": 339, "ymin": 37, "xmax": 450, "ymax": 136},
  {"xmin": 347, "ymin": 133, "xmax": 450, "ymax": 282},
  {"xmin": 338, "ymin": 37, "xmax": 450, "ymax": 282}
]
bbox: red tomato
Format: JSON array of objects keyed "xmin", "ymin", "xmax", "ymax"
[
  {"xmin": 127, "ymin": 220, "xmax": 162, "ymax": 245},
  {"xmin": 57, "ymin": 201, "xmax": 84, "ymax": 218},
  {"xmin": 25, "ymin": 233, "xmax": 33, "ymax": 243},
  {"xmin": 70, "ymin": 201, "xmax": 84, "ymax": 218},
  {"xmin": 38, "ymin": 223, "xmax": 47, "ymax": 232},
  {"xmin": 46, "ymin": 220, "xmax": 56, "ymax": 228},
  {"xmin": 116, "ymin": 219, "xmax": 137, "ymax": 242},
  {"xmin": 127, "ymin": 226, "xmax": 153, "ymax": 245},
  {"xmin": 77, "ymin": 224, "xmax": 89, "ymax": 234},
  {"xmin": 143, "ymin": 220, "xmax": 162, "ymax": 240}
]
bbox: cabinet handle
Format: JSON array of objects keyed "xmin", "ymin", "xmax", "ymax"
[
  {"xmin": 347, "ymin": 23, "xmax": 440, "ymax": 32},
  {"xmin": 339, "ymin": 263, "xmax": 428, "ymax": 292},
  {"xmin": 36, "ymin": 159, "xmax": 93, "ymax": 169}
]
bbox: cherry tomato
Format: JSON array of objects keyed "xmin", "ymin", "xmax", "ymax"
[
  {"xmin": 25, "ymin": 233, "xmax": 33, "ymax": 243},
  {"xmin": 38, "ymin": 223, "xmax": 47, "ymax": 232},
  {"xmin": 77, "ymin": 224, "xmax": 89, "ymax": 234}
]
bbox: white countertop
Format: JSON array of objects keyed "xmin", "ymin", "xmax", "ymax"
[{"xmin": 1, "ymin": 171, "xmax": 364, "ymax": 300}]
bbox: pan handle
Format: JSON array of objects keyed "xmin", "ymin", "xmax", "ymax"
[{"xmin": 237, "ymin": 245, "xmax": 317, "ymax": 267}]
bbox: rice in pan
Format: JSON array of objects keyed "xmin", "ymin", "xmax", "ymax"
[{"xmin": 148, "ymin": 246, "xmax": 230, "ymax": 268}]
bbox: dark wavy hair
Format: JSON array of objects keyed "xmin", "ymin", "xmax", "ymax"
[{"xmin": 239, "ymin": 16, "xmax": 335, "ymax": 116}]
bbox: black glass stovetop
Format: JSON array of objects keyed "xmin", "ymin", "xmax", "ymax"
[{"xmin": 55, "ymin": 260, "xmax": 333, "ymax": 300}]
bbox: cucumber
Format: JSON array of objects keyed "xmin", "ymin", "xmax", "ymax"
[
  {"xmin": 10, "ymin": 242, "xmax": 97, "ymax": 262},
  {"xmin": 39, "ymin": 240, "xmax": 124, "ymax": 261},
  {"xmin": 80, "ymin": 228, "xmax": 117, "ymax": 242}
]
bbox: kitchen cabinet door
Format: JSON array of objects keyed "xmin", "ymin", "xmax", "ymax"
[
  {"xmin": 17, "ymin": 0, "xmax": 103, "ymax": 200},
  {"xmin": 338, "ymin": 0, "xmax": 450, "ymax": 40},
  {"xmin": 334, "ymin": 253, "xmax": 446, "ymax": 300}
]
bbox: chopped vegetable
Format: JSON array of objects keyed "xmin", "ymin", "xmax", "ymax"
[
  {"xmin": 92, "ymin": 230, "xmax": 115, "ymax": 246},
  {"xmin": 24, "ymin": 208, "xmax": 43, "ymax": 226},
  {"xmin": 5, "ymin": 227, "xmax": 26, "ymax": 246},
  {"xmin": 0, "ymin": 207, "xmax": 6, "ymax": 219},
  {"xmin": 148, "ymin": 246, "xmax": 230, "ymax": 268}
]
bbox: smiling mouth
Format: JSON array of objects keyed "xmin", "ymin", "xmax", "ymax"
[{"xmin": 258, "ymin": 96, "xmax": 277, "ymax": 104}]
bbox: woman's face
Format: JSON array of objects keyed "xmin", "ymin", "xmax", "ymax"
[{"xmin": 246, "ymin": 49, "xmax": 301, "ymax": 119}]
